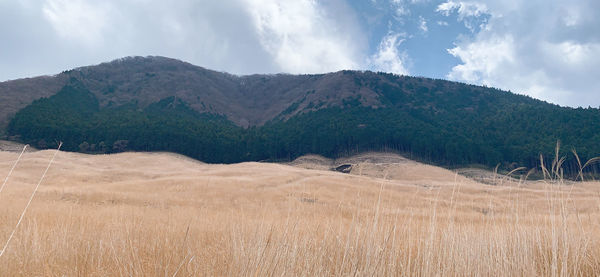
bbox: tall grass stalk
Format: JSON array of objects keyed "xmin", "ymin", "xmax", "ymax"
[
  {"xmin": 0, "ymin": 144, "xmax": 27, "ymax": 195},
  {"xmin": 0, "ymin": 143, "xmax": 61, "ymax": 257}
]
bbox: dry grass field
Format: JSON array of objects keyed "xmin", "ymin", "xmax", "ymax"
[{"xmin": 0, "ymin": 149, "xmax": 599, "ymax": 276}]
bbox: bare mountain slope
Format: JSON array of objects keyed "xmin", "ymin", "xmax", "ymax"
[
  {"xmin": 69, "ymin": 57, "xmax": 384, "ymax": 127},
  {"xmin": 0, "ymin": 56, "xmax": 383, "ymax": 129},
  {"xmin": 0, "ymin": 75, "xmax": 68, "ymax": 130}
]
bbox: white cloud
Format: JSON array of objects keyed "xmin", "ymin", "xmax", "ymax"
[
  {"xmin": 447, "ymin": 34, "xmax": 514, "ymax": 82},
  {"xmin": 418, "ymin": 16, "xmax": 428, "ymax": 32},
  {"xmin": 368, "ymin": 33, "xmax": 410, "ymax": 75},
  {"xmin": 1, "ymin": 0, "xmax": 367, "ymax": 81},
  {"xmin": 390, "ymin": 0, "xmax": 411, "ymax": 16},
  {"xmin": 544, "ymin": 41, "xmax": 600, "ymax": 67},
  {"xmin": 389, "ymin": 0, "xmax": 429, "ymax": 17},
  {"xmin": 436, "ymin": 0, "xmax": 489, "ymax": 32},
  {"xmin": 243, "ymin": 0, "xmax": 363, "ymax": 74},
  {"xmin": 445, "ymin": 0, "xmax": 600, "ymax": 107},
  {"xmin": 436, "ymin": 1, "xmax": 488, "ymax": 19},
  {"xmin": 42, "ymin": 0, "xmax": 112, "ymax": 46}
]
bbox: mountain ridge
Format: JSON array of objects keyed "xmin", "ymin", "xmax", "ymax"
[
  {"xmin": 2, "ymin": 56, "xmax": 599, "ymax": 174},
  {"xmin": 0, "ymin": 55, "xmax": 558, "ymax": 130}
]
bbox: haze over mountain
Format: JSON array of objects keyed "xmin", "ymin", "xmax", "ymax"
[{"xmin": 1, "ymin": 56, "xmax": 599, "ymax": 174}]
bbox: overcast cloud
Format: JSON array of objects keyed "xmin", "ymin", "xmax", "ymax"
[
  {"xmin": 440, "ymin": 0, "xmax": 600, "ymax": 107},
  {"xmin": 0, "ymin": 0, "xmax": 598, "ymax": 107}
]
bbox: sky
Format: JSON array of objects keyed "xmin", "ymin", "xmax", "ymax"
[{"xmin": 1, "ymin": 0, "xmax": 599, "ymax": 107}]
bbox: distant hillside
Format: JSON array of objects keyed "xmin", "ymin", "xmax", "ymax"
[
  {"xmin": 0, "ymin": 56, "xmax": 383, "ymax": 129},
  {"xmin": 2, "ymin": 56, "xmax": 600, "ymax": 174}
]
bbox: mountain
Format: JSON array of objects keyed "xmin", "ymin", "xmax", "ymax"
[
  {"xmin": 1, "ymin": 56, "xmax": 599, "ymax": 174},
  {"xmin": 1, "ymin": 56, "xmax": 382, "ymax": 129}
]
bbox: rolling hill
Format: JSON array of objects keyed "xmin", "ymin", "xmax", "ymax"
[{"xmin": 1, "ymin": 149, "xmax": 599, "ymax": 275}]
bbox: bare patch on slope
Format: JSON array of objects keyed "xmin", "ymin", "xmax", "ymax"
[
  {"xmin": 0, "ymin": 140, "xmax": 37, "ymax": 152},
  {"xmin": 290, "ymin": 152, "xmax": 476, "ymax": 185}
]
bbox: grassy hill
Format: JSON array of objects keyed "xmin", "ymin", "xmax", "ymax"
[{"xmin": 1, "ymin": 150, "xmax": 599, "ymax": 275}]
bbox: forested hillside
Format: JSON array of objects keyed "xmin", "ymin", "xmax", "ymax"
[{"xmin": 5, "ymin": 57, "xmax": 600, "ymax": 176}]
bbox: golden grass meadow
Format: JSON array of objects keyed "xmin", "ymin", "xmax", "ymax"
[{"xmin": 0, "ymin": 149, "xmax": 600, "ymax": 276}]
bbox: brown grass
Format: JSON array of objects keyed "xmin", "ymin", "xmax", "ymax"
[{"xmin": 0, "ymin": 150, "xmax": 599, "ymax": 276}]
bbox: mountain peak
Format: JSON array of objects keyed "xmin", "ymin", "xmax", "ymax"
[
  {"xmin": 70, "ymin": 56, "xmax": 207, "ymax": 75},
  {"xmin": 1, "ymin": 56, "xmax": 550, "ymax": 129}
]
